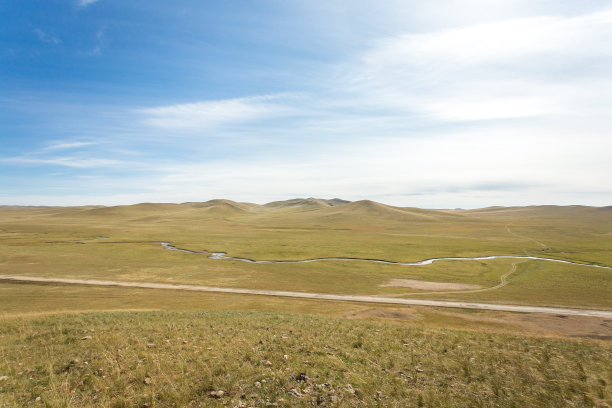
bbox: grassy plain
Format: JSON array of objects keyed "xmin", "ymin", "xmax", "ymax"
[
  {"xmin": 1, "ymin": 200, "xmax": 611, "ymax": 308},
  {"xmin": 1, "ymin": 199, "xmax": 611, "ymax": 406}
]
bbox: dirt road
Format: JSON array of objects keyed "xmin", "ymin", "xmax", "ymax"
[{"xmin": 2, "ymin": 274, "xmax": 611, "ymax": 318}]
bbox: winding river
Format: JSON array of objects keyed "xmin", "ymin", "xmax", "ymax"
[{"xmin": 160, "ymin": 242, "xmax": 612, "ymax": 270}]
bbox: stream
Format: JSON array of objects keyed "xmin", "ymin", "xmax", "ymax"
[{"xmin": 160, "ymin": 242, "xmax": 612, "ymax": 270}]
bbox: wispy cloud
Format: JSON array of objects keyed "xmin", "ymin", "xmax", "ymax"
[
  {"xmin": 0, "ymin": 156, "xmax": 123, "ymax": 169},
  {"xmin": 34, "ymin": 29, "xmax": 60, "ymax": 44},
  {"xmin": 83, "ymin": 30, "xmax": 106, "ymax": 56},
  {"xmin": 44, "ymin": 141, "xmax": 98, "ymax": 151},
  {"xmin": 140, "ymin": 94, "xmax": 299, "ymax": 130},
  {"xmin": 345, "ymin": 8, "xmax": 612, "ymax": 122},
  {"xmin": 77, "ymin": 0, "xmax": 100, "ymax": 7}
]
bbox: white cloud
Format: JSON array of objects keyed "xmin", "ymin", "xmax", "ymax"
[
  {"xmin": 34, "ymin": 29, "xmax": 60, "ymax": 44},
  {"xmin": 139, "ymin": 94, "xmax": 299, "ymax": 130},
  {"xmin": 0, "ymin": 156, "xmax": 123, "ymax": 169},
  {"xmin": 345, "ymin": 8, "xmax": 612, "ymax": 122},
  {"xmin": 141, "ymin": 122, "xmax": 610, "ymax": 207},
  {"xmin": 122, "ymin": 8, "xmax": 612, "ymax": 207},
  {"xmin": 44, "ymin": 141, "xmax": 98, "ymax": 151},
  {"xmin": 78, "ymin": 0, "xmax": 100, "ymax": 7},
  {"xmin": 82, "ymin": 30, "xmax": 105, "ymax": 56},
  {"xmin": 7, "ymin": 3, "xmax": 612, "ymax": 207}
]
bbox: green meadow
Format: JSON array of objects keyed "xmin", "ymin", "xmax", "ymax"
[
  {"xmin": 1, "ymin": 199, "xmax": 611, "ymax": 308},
  {"xmin": 1, "ymin": 199, "xmax": 611, "ymax": 406},
  {"xmin": 1, "ymin": 310, "xmax": 611, "ymax": 408}
]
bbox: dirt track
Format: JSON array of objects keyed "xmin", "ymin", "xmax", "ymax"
[{"xmin": 2, "ymin": 274, "xmax": 611, "ymax": 318}]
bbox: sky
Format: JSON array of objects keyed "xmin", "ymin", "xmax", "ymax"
[{"xmin": 1, "ymin": 0, "xmax": 612, "ymax": 208}]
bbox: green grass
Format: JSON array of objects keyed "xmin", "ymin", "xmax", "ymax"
[
  {"xmin": 1, "ymin": 201, "xmax": 612, "ymax": 406},
  {"xmin": 1, "ymin": 310, "xmax": 611, "ymax": 407},
  {"xmin": 1, "ymin": 200, "xmax": 611, "ymax": 309},
  {"xmin": 418, "ymin": 261, "xmax": 612, "ymax": 309}
]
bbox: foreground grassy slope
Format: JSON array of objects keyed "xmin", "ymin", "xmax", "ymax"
[{"xmin": 1, "ymin": 310, "xmax": 611, "ymax": 408}]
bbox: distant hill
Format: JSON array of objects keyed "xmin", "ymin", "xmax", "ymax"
[
  {"xmin": 263, "ymin": 197, "xmax": 351, "ymax": 210},
  {"xmin": 183, "ymin": 199, "xmax": 258, "ymax": 214},
  {"xmin": 2, "ymin": 200, "xmax": 610, "ymax": 229}
]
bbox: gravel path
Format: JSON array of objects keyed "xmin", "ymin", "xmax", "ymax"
[{"xmin": 2, "ymin": 274, "xmax": 611, "ymax": 318}]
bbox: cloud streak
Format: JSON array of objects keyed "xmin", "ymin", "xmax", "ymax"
[
  {"xmin": 44, "ymin": 142, "xmax": 98, "ymax": 151},
  {"xmin": 0, "ymin": 156, "xmax": 124, "ymax": 169},
  {"xmin": 34, "ymin": 29, "xmax": 60, "ymax": 44},
  {"xmin": 77, "ymin": 0, "xmax": 100, "ymax": 7},
  {"xmin": 139, "ymin": 94, "xmax": 300, "ymax": 131}
]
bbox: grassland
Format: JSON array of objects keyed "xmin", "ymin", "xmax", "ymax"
[
  {"xmin": 1, "ymin": 199, "xmax": 611, "ymax": 406},
  {"xmin": 1, "ymin": 310, "xmax": 611, "ymax": 407},
  {"xmin": 1, "ymin": 200, "xmax": 611, "ymax": 308}
]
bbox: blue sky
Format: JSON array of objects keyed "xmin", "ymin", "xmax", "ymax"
[{"xmin": 1, "ymin": 0, "xmax": 612, "ymax": 207}]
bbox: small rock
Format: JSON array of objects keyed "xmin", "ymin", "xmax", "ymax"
[
  {"xmin": 283, "ymin": 354, "xmax": 289, "ymax": 360},
  {"xmin": 209, "ymin": 390, "xmax": 225, "ymax": 398},
  {"xmin": 254, "ymin": 381, "xmax": 262, "ymax": 388},
  {"xmin": 296, "ymin": 372, "xmax": 308, "ymax": 382},
  {"xmin": 80, "ymin": 336, "xmax": 92, "ymax": 340},
  {"xmin": 262, "ymin": 360, "xmax": 272, "ymax": 366},
  {"xmin": 288, "ymin": 388, "xmax": 302, "ymax": 398},
  {"xmin": 416, "ymin": 368, "xmax": 424, "ymax": 373},
  {"xmin": 182, "ymin": 340, "xmax": 188, "ymax": 344},
  {"xmin": 35, "ymin": 396, "xmax": 41, "ymax": 402},
  {"xmin": 147, "ymin": 344, "xmax": 155, "ymax": 348},
  {"xmin": 0, "ymin": 375, "xmax": 9, "ymax": 381},
  {"xmin": 143, "ymin": 377, "xmax": 151, "ymax": 385},
  {"xmin": 376, "ymin": 391, "xmax": 383, "ymax": 398}
]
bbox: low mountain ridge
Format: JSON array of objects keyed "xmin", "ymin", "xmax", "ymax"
[{"xmin": 263, "ymin": 197, "xmax": 351, "ymax": 210}]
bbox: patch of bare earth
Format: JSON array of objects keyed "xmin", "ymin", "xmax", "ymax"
[
  {"xmin": 343, "ymin": 307, "xmax": 420, "ymax": 321},
  {"xmin": 380, "ymin": 279, "xmax": 482, "ymax": 290},
  {"xmin": 427, "ymin": 309, "xmax": 612, "ymax": 340}
]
